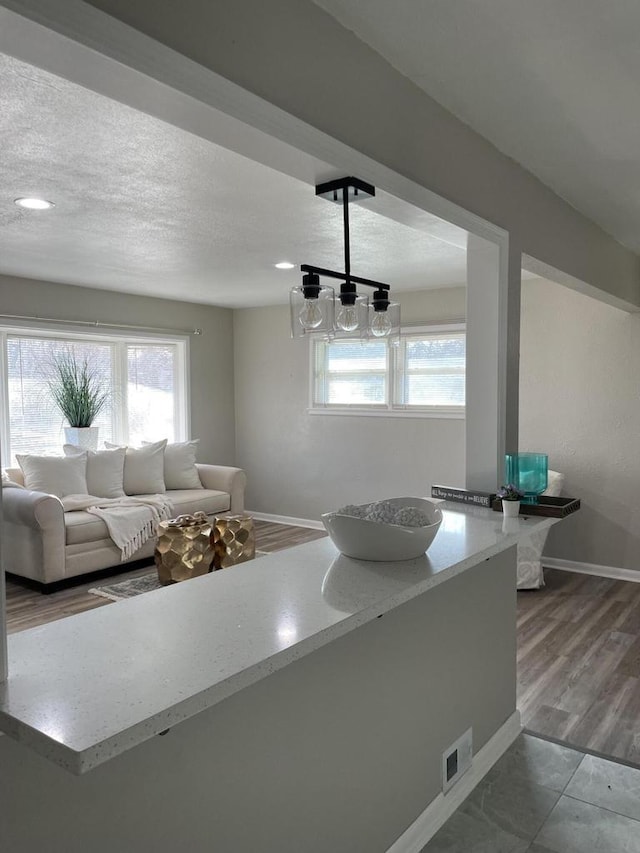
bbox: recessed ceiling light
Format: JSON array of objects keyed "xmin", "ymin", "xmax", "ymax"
[
  {"xmin": 14, "ymin": 197, "xmax": 55, "ymax": 210},
  {"xmin": 275, "ymin": 261, "xmax": 295, "ymax": 270}
]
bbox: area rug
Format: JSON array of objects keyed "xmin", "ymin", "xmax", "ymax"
[
  {"xmin": 88, "ymin": 572, "xmax": 163, "ymax": 601},
  {"xmin": 88, "ymin": 552, "xmax": 269, "ymax": 601}
]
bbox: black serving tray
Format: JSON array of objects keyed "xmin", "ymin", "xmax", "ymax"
[{"xmin": 491, "ymin": 496, "xmax": 581, "ymax": 518}]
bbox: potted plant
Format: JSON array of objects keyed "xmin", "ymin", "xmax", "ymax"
[
  {"xmin": 497, "ymin": 483, "xmax": 523, "ymax": 518},
  {"xmin": 48, "ymin": 352, "xmax": 109, "ymax": 450}
]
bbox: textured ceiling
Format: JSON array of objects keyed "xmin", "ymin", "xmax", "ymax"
[
  {"xmin": 314, "ymin": 0, "xmax": 640, "ymax": 255},
  {"xmin": 0, "ymin": 54, "xmax": 470, "ymax": 308}
]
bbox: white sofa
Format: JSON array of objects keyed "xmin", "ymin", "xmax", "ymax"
[{"xmin": 2, "ymin": 464, "xmax": 246, "ymax": 591}]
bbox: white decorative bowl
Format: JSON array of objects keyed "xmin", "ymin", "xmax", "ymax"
[{"xmin": 321, "ymin": 497, "xmax": 442, "ymax": 562}]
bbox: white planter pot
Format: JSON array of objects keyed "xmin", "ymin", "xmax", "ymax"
[
  {"xmin": 502, "ymin": 500, "xmax": 521, "ymax": 518},
  {"xmin": 64, "ymin": 426, "xmax": 99, "ymax": 450}
]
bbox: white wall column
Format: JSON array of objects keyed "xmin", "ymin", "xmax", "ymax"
[
  {"xmin": 503, "ymin": 238, "xmax": 522, "ymax": 457},
  {"xmin": 466, "ymin": 234, "xmax": 520, "ymax": 491},
  {"xmin": 0, "ymin": 481, "xmax": 7, "ymax": 682}
]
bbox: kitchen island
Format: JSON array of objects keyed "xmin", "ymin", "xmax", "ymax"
[{"xmin": 0, "ymin": 504, "xmax": 556, "ymax": 852}]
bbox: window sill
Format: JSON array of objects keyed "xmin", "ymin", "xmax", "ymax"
[{"xmin": 307, "ymin": 407, "xmax": 465, "ymax": 420}]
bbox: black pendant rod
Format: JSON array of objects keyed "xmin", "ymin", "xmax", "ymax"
[
  {"xmin": 300, "ymin": 264, "xmax": 390, "ymax": 292},
  {"xmin": 342, "ymin": 186, "xmax": 351, "ymax": 285},
  {"xmin": 301, "ymin": 177, "xmax": 391, "ymax": 296}
]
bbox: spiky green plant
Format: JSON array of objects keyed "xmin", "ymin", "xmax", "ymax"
[{"xmin": 48, "ymin": 352, "xmax": 109, "ymax": 428}]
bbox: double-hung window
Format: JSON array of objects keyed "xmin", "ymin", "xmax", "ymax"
[
  {"xmin": 312, "ymin": 338, "xmax": 389, "ymax": 408},
  {"xmin": 0, "ymin": 326, "xmax": 189, "ymax": 464},
  {"xmin": 311, "ymin": 323, "xmax": 465, "ymax": 417}
]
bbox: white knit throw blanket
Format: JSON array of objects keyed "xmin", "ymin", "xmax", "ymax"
[{"xmin": 62, "ymin": 494, "xmax": 174, "ymax": 561}]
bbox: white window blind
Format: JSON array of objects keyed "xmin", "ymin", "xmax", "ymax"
[
  {"xmin": 314, "ymin": 339, "xmax": 388, "ymax": 407},
  {"xmin": 6, "ymin": 336, "xmax": 115, "ymax": 459},
  {"xmin": 311, "ymin": 324, "xmax": 465, "ymax": 417},
  {"xmin": 1, "ymin": 329, "xmax": 188, "ymax": 464},
  {"xmin": 395, "ymin": 331, "xmax": 466, "ymax": 409}
]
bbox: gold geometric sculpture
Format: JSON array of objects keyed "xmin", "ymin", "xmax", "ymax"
[
  {"xmin": 155, "ymin": 511, "xmax": 214, "ymax": 585},
  {"xmin": 212, "ymin": 514, "xmax": 256, "ymax": 570}
]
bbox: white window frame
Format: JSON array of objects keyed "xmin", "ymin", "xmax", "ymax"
[
  {"xmin": 0, "ymin": 321, "xmax": 190, "ymax": 464},
  {"xmin": 311, "ymin": 334, "xmax": 391, "ymax": 412},
  {"xmin": 309, "ymin": 322, "xmax": 465, "ymax": 420}
]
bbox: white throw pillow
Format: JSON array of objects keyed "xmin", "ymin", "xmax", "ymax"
[
  {"xmin": 1, "ymin": 469, "xmax": 24, "ymax": 489},
  {"xmin": 16, "ymin": 453, "xmax": 88, "ymax": 498},
  {"xmin": 143, "ymin": 439, "xmax": 202, "ymax": 490},
  {"xmin": 105, "ymin": 440, "xmax": 167, "ymax": 495},
  {"xmin": 63, "ymin": 445, "xmax": 126, "ymax": 499}
]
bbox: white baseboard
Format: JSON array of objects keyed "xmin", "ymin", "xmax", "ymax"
[
  {"xmin": 248, "ymin": 511, "xmax": 324, "ymax": 531},
  {"xmin": 543, "ymin": 556, "xmax": 640, "ymax": 583},
  {"xmin": 386, "ymin": 710, "xmax": 522, "ymax": 853}
]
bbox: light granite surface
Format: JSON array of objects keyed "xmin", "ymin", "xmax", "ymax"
[{"xmin": 0, "ymin": 505, "xmax": 555, "ymax": 773}]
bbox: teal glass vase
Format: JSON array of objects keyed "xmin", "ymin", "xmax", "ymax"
[{"xmin": 505, "ymin": 453, "xmax": 548, "ymax": 505}]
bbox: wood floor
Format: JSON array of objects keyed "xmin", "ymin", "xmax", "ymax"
[
  {"xmin": 518, "ymin": 568, "xmax": 640, "ymax": 766},
  {"xmin": 5, "ymin": 520, "xmax": 326, "ymax": 634},
  {"xmin": 6, "ymin": 532, "xmax": 640, "ymax": 765}
]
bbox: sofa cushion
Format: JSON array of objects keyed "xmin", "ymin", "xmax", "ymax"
[
  {"xmin": 16, "ymin": 453, "xmax": 88, "ymax": 498},
  {"xmin": 3, "ymin": 468, "xmax": 24, "ymax": 486},
  {"xmin": 166, "ymin": 488, "xmax": 230, "ymax": 516},
  {"xmin": 64, "ymin": 489, "xmax": 231, "ymax": 545},
  {"xmin": 1, "ymin": 469, "xmax": 24, "ymax": 489},
  {"xmin": 63, "ymin": 445, "xmax": 126, "ymax": 498}
]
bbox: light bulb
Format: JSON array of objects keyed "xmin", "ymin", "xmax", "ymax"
[
  {"xmin": 299, "ymin": 299, "xmax": 323, "ymax": 329},
  {"xmin": 336, "ymin": 305, "xmax": 360, "ymax": 332},
  {"xmin": 370, "ymin": 311, "xmax": 392, "ymax": 337}
]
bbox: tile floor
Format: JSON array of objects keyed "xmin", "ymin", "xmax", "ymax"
[{"xmin": 422, "ymin": 732, "xmax": 640, "ymax": 852}]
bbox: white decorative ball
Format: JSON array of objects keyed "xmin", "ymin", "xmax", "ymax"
[{"xmin": 394, "ymin": 506, "xmax": 430, "ymax": 527}]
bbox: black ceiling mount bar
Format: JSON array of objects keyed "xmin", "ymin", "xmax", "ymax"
[
  {"xmin": 300, "ymin": 264, "xmax": 390, "ymax": 292},
  {"xmin": 315, "ymin": 176, "xmax": 375, "ymax": 202}
]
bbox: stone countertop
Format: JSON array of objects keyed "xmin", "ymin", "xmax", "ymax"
[{"xmin": 0, "ymin": 504, "xmax": 556, "ymax": 774}]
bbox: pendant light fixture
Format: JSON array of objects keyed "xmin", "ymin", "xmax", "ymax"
[{"xmin": 290, "ymin": 177, "xmax": 400, "ymax": 341}]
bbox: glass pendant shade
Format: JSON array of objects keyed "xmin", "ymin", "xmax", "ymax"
[
  {"xmin": 505, "ymin": 452, "xmax": 548, "ymax": 505},
  {"xmin": 290, "ymin": 283, "xmax": 335, "ymax": 338}
]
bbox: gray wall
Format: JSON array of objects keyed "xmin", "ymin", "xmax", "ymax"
[
  {"xmin": 76, "ymin": 0, "xmax": 640, "ymax": 305},
  {"xmin": 0, "ymin": 549, "xmax": 516, "ymax": 852},
  {"xmin": 520, "ymin": 278, "xmax": 640, "ymax": 570},
  {"xmin": 0, "ymin": 274, "xmax": 236, "ymax": 464},
  {"xmin": 234, "ymin": 287, "xmax": 467, "ymax": 520}
]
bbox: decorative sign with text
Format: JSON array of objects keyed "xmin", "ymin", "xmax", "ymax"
[{"xmin": 431, "ymin": 485, "xmax": 496, "ymax": 508}]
